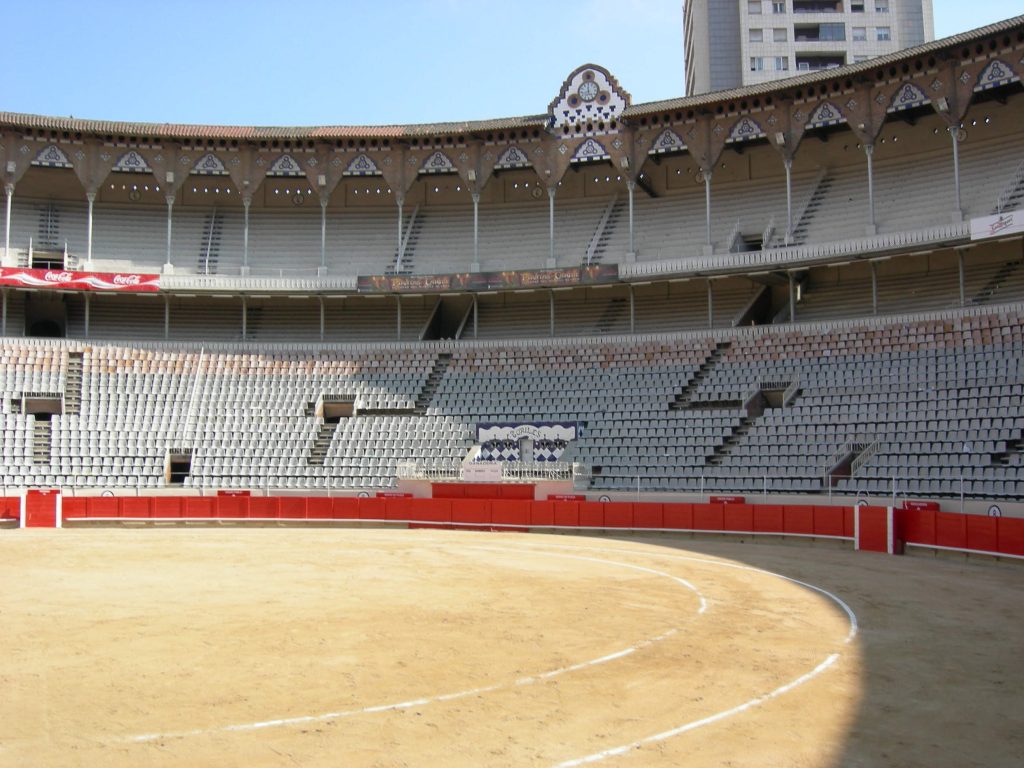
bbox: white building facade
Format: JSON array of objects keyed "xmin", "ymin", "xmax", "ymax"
[{"xmin": 685, "ymin": 0, "xmax": 934, "ymax": 95}]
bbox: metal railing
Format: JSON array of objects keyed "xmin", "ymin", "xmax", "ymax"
[{"xmin": 994, "ymin": 160, "xmax": 1024, "ymax": 214}]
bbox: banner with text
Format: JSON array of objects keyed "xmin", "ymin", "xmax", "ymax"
[
  {"xmin": 0, "ymin": 267, "xmax": 161, "ymax": 292},
  {"xmin": 357, "ymin": 264, "xmax": 618, "ymax": 293},
  {"xmin": 970, "ymin": 209, "xmax": 1024, "ymax": 241}
]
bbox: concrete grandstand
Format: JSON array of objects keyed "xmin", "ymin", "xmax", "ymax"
[{"xmin": 1, "ymin": 15, "xmax": 1023, "ymax": 511}]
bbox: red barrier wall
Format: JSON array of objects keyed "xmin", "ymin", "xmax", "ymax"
[
  {"xmin": 857, "ymin": 506, "xmax": 889, "ymax": 553},
  {"xmin": 24, "ymin": 490, "xmax": 58, "ymax": 527},
  {"xmin": 37, "ymin": 495, "xmax": 1024, "ymax": 560}
]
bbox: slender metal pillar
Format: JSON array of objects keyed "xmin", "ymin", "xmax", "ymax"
[
  {"xmin": 626, "ymin": 180, "xmax": 636, "ymax": 254},
  {"xmin": 241, "ymin": 297, "xmax": 247, "ymax": 341},
  {"xmin": 784, "ymin": 157, "xmax": 794, "ymax": 245},
  {"xmin": 4, "ymin": 183, "xmax": 14, "ymax": 265},
  {"xmin": 471, "ymin": 191, "xmax": 480, "ymax": 267},
  {"xmin": 957, "ymin": 249, "xmax": 965, "ymax": 307},
  {"xmin": 547, "ymin": 187, "xmax": 556, "ymax": 265},
  {"xmin": 164, "ymin": 295, "xmax": 170, "ymax": 340},
  {"xmin": 473, "ymin": 295, "xmax": 478, "ymax": 339},
  {"xmin": 2, "ymin": 288, "xmax": 6, "ymax": 335},
  {"xmin": 84, "ymin": 294, "xmax": 90, "ymax": 336},
  {"xmin": 396, "ymin": 296, "xmax": 402, "ymax": 341},
  {"xmin": 703, "ymin": 171, "xmax": 713, "ymax": 247},
  {"xmin": 707, "ymin": 279, "xmax": 714, "ymax": 329},
  {"xmin": 788, "ymin": 272, "xmax": 796, "ymax": 323},
  {"xmin": 320, "ymin": 198, "xmax": 328, "ymax": 269},
  {"xmin": 865, "ymin": 144, "xmax": 876, "ymax": 231},
  {"xmin": 549, "ymin": 289, "xmax": 554, "ymax": 336},
  {"xmin": 871, "ymin": 260, "xmax": 878, "ymax": 315},
  {"xmin": 242, "ymin": 198, "xmax": 251, "ymax": 268},
  {"xmin": 85, "ymin": 192, "xmax": 96, "ymax": 266},
  {"xmin": 950, "ymin": 126, "xmax": 962, "ymax": 215},
  {"xmin": 165, "ymin": 195, "xmax": 174, "ymax": 268},
  {"xmin": 319, "ymin": 297, "xmax": 325, "ymax": 341}
]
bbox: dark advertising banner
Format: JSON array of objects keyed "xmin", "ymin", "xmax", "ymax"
[{"xmin": 357, "ymin": 264, "xmax": 618, "ymax": 293}]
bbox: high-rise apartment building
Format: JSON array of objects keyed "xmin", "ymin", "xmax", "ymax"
[{"xmin": 684, "ymin": 0, "xmax": 934, "ymax": 95}]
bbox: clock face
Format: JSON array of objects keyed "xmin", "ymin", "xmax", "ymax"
[{"xmin": 578, "ymin": 80, "xmax": 599, "ymax": 102}]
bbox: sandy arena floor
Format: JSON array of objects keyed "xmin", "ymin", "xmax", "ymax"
[{"xmin": 0, "ymin": 527, "xmax": 1021, "ymax": 768}]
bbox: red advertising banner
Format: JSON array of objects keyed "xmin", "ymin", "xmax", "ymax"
[{"xmin": 0, "ymin": 267, "xmax": 160, "ymax": 292}]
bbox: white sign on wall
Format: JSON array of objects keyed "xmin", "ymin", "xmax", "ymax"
[
  {"xmin": 463, "ymin": 463, "xmax": 503, "ymax": 482},
  {"xmin": 970, "ymin": 209, "xmax": 1024, "ymax": 241}
]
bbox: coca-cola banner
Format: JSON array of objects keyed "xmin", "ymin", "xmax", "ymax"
[{"xmin": 0, "ymin": 267, "xmax": 161, "ymax": 292}]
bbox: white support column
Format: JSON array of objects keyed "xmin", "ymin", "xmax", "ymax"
[
  {"xmin": 864, "ymin": 144, "xmax": 876, "ymax": 235},
  {"xmin": 950, "ymin": 126, "xmax": 962, "ymax": 219},
  {"xmin": 85, "ymin": 191, "xmax": 96, "ymax": 268},
  {"xmin": 626, "ymin": 180, "xmax": 636, "ymax": 256},
  {"xmin": 320, "ymin": 197, "xmax": 328, "ymax": 271},
  {"xmin": 471, "ymin": 191, "xmax": 480, "ymax": 270},
  {"xmin": 547, "ymin": 187, "xmax": 556, "ymax": 267},
  {"xmin": 784, "ymin": 158, "xmax": 794, "ymax": 246},
  {"xmin": 242, "ymin": 197, "xmax": 251, "ymax": 272},
  {"xmin": 4, "ymin": 183, "xmax": 14, "ymax": 265},
  {"xmin": 703, "ymin": 170, "xmax": 713, "ymax": 251},
  {"xmin": 164, "ymin": 195, "xmax": 174, "ymax": 270}
]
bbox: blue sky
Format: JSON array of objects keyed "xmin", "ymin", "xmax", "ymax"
[{"xmin": 2, "ymin": 1, "xmax": 1020, "ymax": 126}]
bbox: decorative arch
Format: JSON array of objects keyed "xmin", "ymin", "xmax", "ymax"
[
  {"xmin": 727, "ymin": 116, "xmax": 765, "ymax": 143},
  {"xmin": 419, "ymin": 151, "xmax": 455, "ymax": 174},
  {"xmin": 112, "ymin": 150, "xmax": 151, "ymax": 173},
  {"xmin": 32, "ymin": 145, "xmax": 73, "ymax": 168},
  {"xmin": 549, "ymin": 64, "xmax": 630, "ymax": 133},
  {"xmin": 571, "ymin": 138, "xmax": 609, "ymax": 163},
  {"xmin": 805, "ymin": 101, "xmax": 845, "ymax": 129},
  {"xmin": 267, "ymin": 153, "xmax": 304, "ymax": 177},
  {"xmin": 343, "ymin": 153, "xmax": 381, "ymax": 176},
  {"xmin": 494, "ymin": 146, "xmax": 531, "ymax": 169},
  {"xmin": 648, "ymin": 129, "xmax": 686, "ymax": 155},
  {"xmin": 192, "ymin": 153, "xmax": 228, "ymax": 176},
  {"xmin": 888, "ymin": 82, "xmax": 929, "ymax": 112},
  {"xmin": 975, "ymin": 59, "xmax": 1019, "ymax": 91}
]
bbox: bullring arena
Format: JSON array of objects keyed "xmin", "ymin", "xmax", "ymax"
[{"xmin": 3, "ymin": 12, "xmax": 1024, "ymax": 768}]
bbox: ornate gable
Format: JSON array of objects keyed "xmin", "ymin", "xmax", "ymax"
[
  {"xmin": 32, "ymin": 145, "xmax": 72, "ymax": 168},
  {"xmin": 267, "ymin": 154, "xmax": 305, "ymax": 177},
  {"xmin": 888, "ymin": 83, "xmax": 929, "ymax": 112},
  {"xmin": 549, "ymin": 64, "xmax": 630, "ymax": 134},
  {"xmin": 192, "ymin": 153, "xmax": 228, "ymax": 176},
  {"xmin": 571, "ymin": 138, "xmax": 609, "ymax": 163},
  {"xmin": 648, "ymin": 129, "xmax": 687, "ymax": 155},
  {"xmin": 343, "ymin": 154, "xmax": 381, "ymax": 176},
  {"xmin": 976, "ymin": 60, "xmax": 1018, "ymax": 91},
  {"xmin": 806, "ymin": 101, "xmax": 845, "ymax": 129},
  {"xmin": 727, "ymin": 116, "xmax": 765, "ymax": 144},
  {"xmin": 420, "ymin": 151, "xmax": 455, "ymax": 174},
  {"xmin": 112, "ymin": 150, "xmax": 151, "ymax": 173},
  {"xmin": 494, "ymin": 146, "xmax": 531, "ymax": 169}
]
